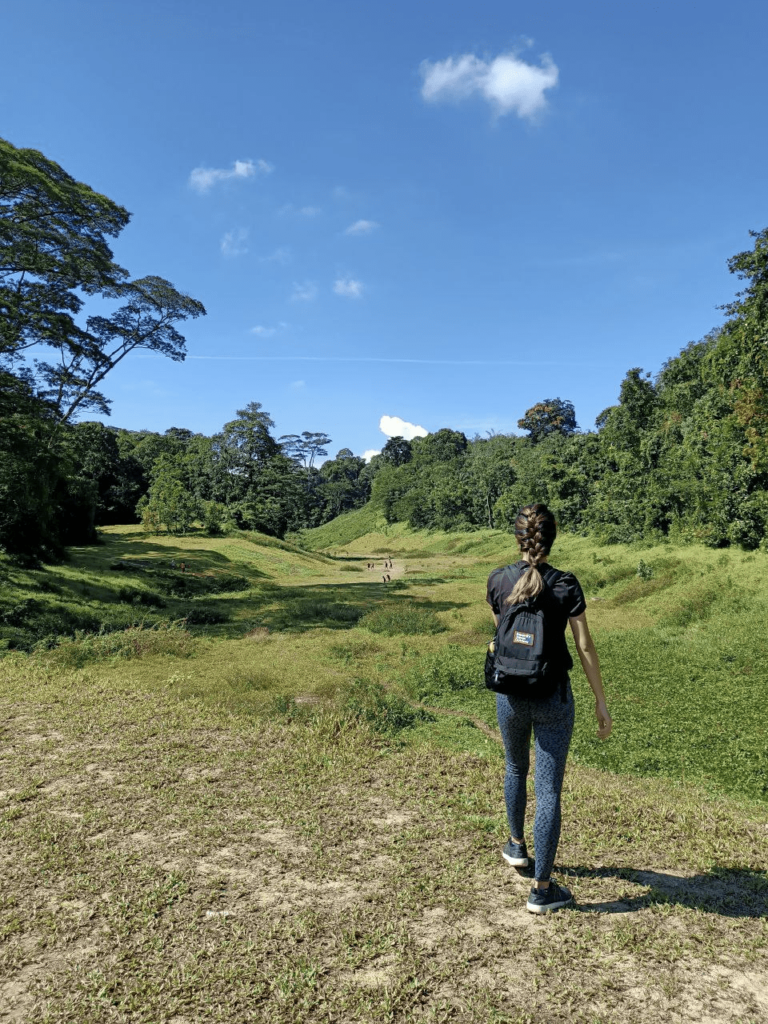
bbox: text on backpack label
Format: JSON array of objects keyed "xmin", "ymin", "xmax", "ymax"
[{"xmin": 513, "ymin": 630, "xmax": 535, "ymax": 647}]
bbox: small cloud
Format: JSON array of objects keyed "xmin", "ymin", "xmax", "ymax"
[
  {"xmin": 262, "ymin": 246, "xmax": 291, "ymax": 265},
  {"xmin": 345, "ymin": 219, "xmax": 379, "ymax": 235},
  {"xmin": 379, "ymin": 415, "xmax": 428, "ymax": 440},
  {"xmin": 334, "ymin": 277, "xmax": 364, "ymax": 298},
  {"xmin": 291, "ymin": 281, "xmax": 318, "ymax": 302},
  {"xmin": 278, "ymin": 203, "xmax": 321, "ymax": 217},
  {"xmin": 362, "ymin": 449, "xmax": 380, "ymax": 462},
  {"xmin": 290, "ymin": 380, "xmax": 306, "ymax": 390},
  {"xmin": 189, "ymin": 158, "xmax": 272, "ymax": 193},
  {"xmin": 251, "ymin": 321, "xmax": 288, "ymax": 337},
  {"xmin": 221, "ymin": 228, "xmax": 249, "ymax": 257},
  {"xmin": 420, "ymin": 49, "xmax": 558, "ymax": 119}
]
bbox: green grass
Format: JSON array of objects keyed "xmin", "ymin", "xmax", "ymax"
[
  {"xmin": 1, "ymin": 660, "xmax": 766, "ymax": 1023},
  {"xmin": 2, "ymin": 523, "xmax": 768, "ymax": 803},
  {"xmin": 2, "ymin": 521, "xmax": 768, "ymax": 1020}
]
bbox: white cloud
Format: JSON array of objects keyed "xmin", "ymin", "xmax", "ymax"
[
  {"xmin": 362, "ymin": 449, "xmax": 381, "ymax": 462},
  {"xmin": 291, "ymin": 281, "xmax": 318, "ymax": 302},
  {"xmin": 420, "ymin": 49, "xmax": 558, "ymax": 119},
  {"xmin": 262, "ymin": 246, "xmax": 291, "ymax": 265},
  {"xmin": 290, "ymin": 380, "xmax": 306, "ymax": 390},
  {"xmin": 189, "ymin": 158, "xmax": 273, "ymax": 193},
  {"xmin": 279, "ymin": 203, "xmax": 321, "ymax": 217},
  {"xmin": 251, "ymin": 321, "xmax": 287, "ymax": 337},
  {"xmin": 333, "ymin": 277, "xmax": 364, "ymax": 298},
  {"xmin": 379, "ymin": 415, "xmax": 428, "ymax": 440},
  {"xmin": 345, "ymin": 219, "xmax": 379, "ymax": 235},
  {"xmin": 220, "ymin": 228, "xmax": 248, "ymax": 257}
]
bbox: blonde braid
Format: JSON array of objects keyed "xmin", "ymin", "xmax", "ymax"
[{"xmin": 505, "ymin": 504, "xmax": 556, "ymax": 605}]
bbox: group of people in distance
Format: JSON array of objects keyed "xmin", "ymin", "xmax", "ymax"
[{"xmin": 365, "ymin": 558, "xmax": 393, "ymax": 582}]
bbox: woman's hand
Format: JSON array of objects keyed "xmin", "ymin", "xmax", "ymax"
[{"xmin": 596, "ymin": 700, "xmax": 612, "ymax": 740}]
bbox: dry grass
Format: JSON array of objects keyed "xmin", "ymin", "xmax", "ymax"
[
  {"xmin": 1, "ymin": 662, "xmax": 767, "ymax": 1023},
  {"xmin": 1, "ymin": 525, "xmax": 768, "ymax": 1022}
]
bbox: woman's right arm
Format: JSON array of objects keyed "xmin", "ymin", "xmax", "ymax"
[{"xmin": 569, "ymin": 612, "xmax": 613, "ymax": 739}]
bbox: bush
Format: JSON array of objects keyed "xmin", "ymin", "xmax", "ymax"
[
  {"xmin": 183, "ymin": 607, "xmax": 228, "ymax": 626},
  {"xmin": 338, "ymin": 678, "xmax": 434, "ymax": 735},
  {"xmin": 0, "ymin": 599, "xmax": 102, "ymax": 651},
  {"xmin": 359, "ymin": 604, "xmax": 445, "ymax": 636},
  {"xmin": 117, "ymin": 587, "xmax": 166, "ymax": 608},
  {"xmin": 163, "ymin": 572, "xmax": 250, "ymax": 597},
  {"xmin": 404, "ymin": 645, "xmax": 484, "ymax": 702},
  {"xmin": 39, "ymin": 620, "xmax": 194, "ymax": 666}
]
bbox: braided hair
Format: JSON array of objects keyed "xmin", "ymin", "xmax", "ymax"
[{"xmin": 505, "ymin": 503, "xmax": 557, "ymax": 605}]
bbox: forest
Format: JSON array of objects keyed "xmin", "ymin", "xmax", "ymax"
[{"xmin": 2, "ymin": 134, "xmax": 768, "ymax": 559}]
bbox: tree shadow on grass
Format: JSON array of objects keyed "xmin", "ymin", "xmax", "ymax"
[
  {"xmin": 558, "ymin": 864, "xmax": 768, "ymax": 918},
  {"xmin": 97, "ymin": 538, "xmax": 269, "ymax": 577},
  {"xmin": 252, "ymin": 582, "xmax": 468, "ymax": 633}
]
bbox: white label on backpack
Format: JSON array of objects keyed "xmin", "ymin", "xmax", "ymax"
[{"xmin": 513, "ymin": 630, "xmax": 534, "ymax": 647}]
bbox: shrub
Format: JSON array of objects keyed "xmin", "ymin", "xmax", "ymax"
[
  {"xmin": 275, "ymin": 598, "xmax": 363, "ymax": 629},
  {"xmin": 39, "ymin": 620, "xmax": 194, "ymax": 666},
  {"xmin": 183, "ymin": 607, "xmax": 228, "ymax": 626},
  {"xmin": 163, "ymin": 573, "xmax": 250, "ymax": 597},
  {"xmin": 404, "ymin": 645, "xmax": 484, "ymax": 702},
  {"xmin": 117, "ymin": 587, "xmax": 166, "ymax": 608},
  {"xmin": 0, "ymin": 600, "xmax": 102, "ymax": 651},
  {"xmin": 338, "ymin": 679, "xmax": 434, "ymax": 735},
  {"xmin": 359, "ymin": 604, "xmax": 445, "ymax": 636}
]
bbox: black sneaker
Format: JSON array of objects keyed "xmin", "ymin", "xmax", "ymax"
[
  {"xmin": 526, "ymin": 880, "xmax": 573, "ymax": 914},
  {"xmin": 501, "ymin": 839, "xmax": 529, "ymax": 867}
]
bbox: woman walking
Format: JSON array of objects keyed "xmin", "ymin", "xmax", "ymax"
[{"xmin": 486, "ymin": 504, "xmax": 612, "ymax": 913}]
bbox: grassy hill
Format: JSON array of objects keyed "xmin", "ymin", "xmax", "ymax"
[{"xmin": 1, "ymin": 522, "xmax": 767, "ymax": 1021}]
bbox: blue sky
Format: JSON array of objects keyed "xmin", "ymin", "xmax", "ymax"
[{"xmin": 3, "ymin": 0, "xmax": 767, "ymax": 458}]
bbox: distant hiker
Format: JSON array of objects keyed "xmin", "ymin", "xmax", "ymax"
[
  {"xmin": 170, "ymin": 559, "xmax": 176, "ymax": 569},
  {"xmin": 180, "ymin": 562, "xmax": 186, "ymax": 573},
  {"xmin": 382, "ymin": 575, "xmax": 387, "ymax": 583},
  {"xmin": 386, "ymin": 574, "xmax": 391, "ymax": 582},
  {"xmin": 486, "ymin": 503, "xmax": 612, "ymax": 915}
]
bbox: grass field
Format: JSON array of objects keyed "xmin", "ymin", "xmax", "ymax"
[{"xmin": 1, "ymin": 519, "xmax": 767, "ymax": 1022}]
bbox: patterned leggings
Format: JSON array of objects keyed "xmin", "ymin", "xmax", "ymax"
[{"xmin": 496, "ymin": 684, "xmax": 575, "ymax": 881}]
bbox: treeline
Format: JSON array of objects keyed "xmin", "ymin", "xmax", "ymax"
[
  {"xmin": 3, "ymin": 132, "xmax": 768, "ymax": 557},
  {"xmin": 54, "ymin": 409, "xmax": 374, "ymax": 541},
  {"xmin": 369, "ymin": 228, "xmax": 768, "ymax": 549}
]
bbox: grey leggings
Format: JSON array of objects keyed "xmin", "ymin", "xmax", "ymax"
[{"xmin": 496, "ymin": 684, "xmax": 575, "ymax": 881}]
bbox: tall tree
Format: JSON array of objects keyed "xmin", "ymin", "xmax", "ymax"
[
  {"xmin": 279, "ymin": 431, "xmax": 332, "ymax": 487},
  {"xmin": 381, "ymin": 435, "xmax": 412, "ymax": 466},
  {"xmin": 517, "ymin": 398, "xmax": 577, "ymax": 442},
  {"xmin": 1, "ymin": 136, "xmax": 129, "ymax": 365},
  {"xmin": 1, "ymin": 138, "xmax": 205, "ymax": 428}
]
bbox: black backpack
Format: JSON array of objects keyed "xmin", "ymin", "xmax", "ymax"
[{"xmin": 485, "ymin": 565, "xmax": 572, "ymax": 701}]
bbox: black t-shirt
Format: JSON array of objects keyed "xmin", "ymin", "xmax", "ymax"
[{"xmin": 486, "ymin": 561, "xmax": 587, "ymax": 627}]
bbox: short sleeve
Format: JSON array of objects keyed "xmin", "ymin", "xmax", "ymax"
[
  {"xmin": 561, "ymin": 572, "xmax": 587, "ymax": 618},
  {"xmin": 486, "ymin": 568, "xmax": 504, "ymax": 614}
]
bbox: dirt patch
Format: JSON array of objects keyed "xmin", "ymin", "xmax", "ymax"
[{"xmin": 244, "ymin": 627, "xmax": 270, "ymax": 641}]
